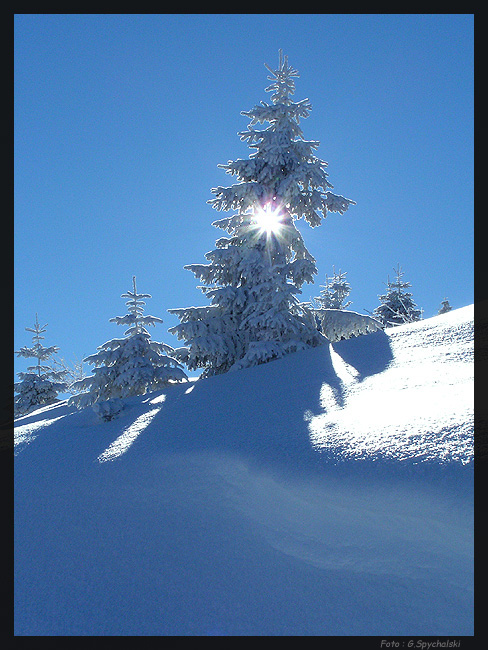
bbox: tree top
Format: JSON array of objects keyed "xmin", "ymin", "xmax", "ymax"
[{"xmin": 264, "ymin": 49, "xmax": 300, "ymax": 105}]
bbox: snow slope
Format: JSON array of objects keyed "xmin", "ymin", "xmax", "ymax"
[{"xmin": 14, "ymin": 306, "xmax": 474, "ymax": 636}]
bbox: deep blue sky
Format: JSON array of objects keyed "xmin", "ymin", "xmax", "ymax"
[{"xmin": 14, "ymin": 14, "xmax": 473, "ymax": 379}]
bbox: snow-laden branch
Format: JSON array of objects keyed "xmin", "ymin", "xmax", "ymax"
[{"xmin": 313, "ymin": 308, "xmax": 384, "ymax": 342}]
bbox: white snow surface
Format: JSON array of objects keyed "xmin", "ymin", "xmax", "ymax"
[{"xmin": 14, "ymin": 306, "xmax": 474, "ymax": 636}]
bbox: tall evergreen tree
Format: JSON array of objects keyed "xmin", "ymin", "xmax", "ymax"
[
  {"xmin": 373, "ymin": 264, "xmax": 421, "ymax": 327},
  {"xmin": 169, "ymin": 51, "xmax": 355, "ymax": 376},
  {"xmin": 70, "ymin": 277, "xmax": 187, "ymax": 415},
  {"xmin": 314, "ymin": 267, "xmax": 352, "ymax": 310},
  {"xmin": 14, "ymin": 314, "xmax": 67, "ymax": 416}
]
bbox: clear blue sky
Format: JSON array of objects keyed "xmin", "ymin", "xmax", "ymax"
[{"xmin": 14, "ymin": 14, "xmax": 474, "ymax": 380}]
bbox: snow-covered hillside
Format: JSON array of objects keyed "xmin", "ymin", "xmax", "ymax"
[{"xmin": 14, "ymin": 305, "xmax": 474, "ymax": 636}]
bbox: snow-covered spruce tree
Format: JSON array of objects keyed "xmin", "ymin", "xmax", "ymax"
[
  {"xmin": 70, "ymin": 277, "xmax": 187, "ymax": 418},
  {"xmin": 169, "ymin": 50, "xmax": 355, "ymax": 376},
  {"xmin": 438, "ymin": 298, "xmax": 452, "ymax": 315},
  {"xmin": 14, "ymin": 314, "xmax": 68, "ymax": 417},
  {"xmin": 373, "ymin": 264, "xmax": 421, "ymax": 327},
  {"xmin": 314, "ymin": 267, "xmax": 352, "ymax": 310}
]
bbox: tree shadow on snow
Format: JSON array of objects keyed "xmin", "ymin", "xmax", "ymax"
[
  {"xmin": 93, "ymin": 331, "xmax": 394, "ymax": 477},
  {"xmin": 330, "ymin": 328, "xmax": 394, "ymax": 381},
  {"xmin": 134, "ymin": 342, "xmax": 348, "ymax": 476}
]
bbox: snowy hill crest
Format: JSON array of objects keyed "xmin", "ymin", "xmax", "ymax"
[
  {"xmin": 14, "ymin": 306, "xmax": 474, "ymax": 636},
  {"xmin": 15, "ymin": 304, "xmax": 474, "ymax": 466}
]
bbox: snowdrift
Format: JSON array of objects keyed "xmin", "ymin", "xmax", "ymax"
[{"xmin": 14, "ymin": 306, "xmax": 474, "ymax": 636}]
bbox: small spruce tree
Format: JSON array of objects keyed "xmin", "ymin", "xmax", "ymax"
[
  {"xmin": 438, "ymin": 298, "xmax": 452, "ymax": 315},
  {"xmin": 70, "ymin": 277, "xmax": 187, "ymax": 416},
  {"xmin": 314, "ymin": 267, "xmax": 352, "ymax": 310},
  {"xmin": 373, "ymin": 264, "xmax": 421, "ymax": 327},
  {"xmin": 169, "ymin": 50, "xmax": 355, "ymax": 376},
  {"xmin": 14, "ymin": 314, "xmax": 68, "ymax": 416}
]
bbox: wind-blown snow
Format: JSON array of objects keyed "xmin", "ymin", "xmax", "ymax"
[{"xmin": 14, "ymin": 306, "xmax": 474, "ymax": 636}]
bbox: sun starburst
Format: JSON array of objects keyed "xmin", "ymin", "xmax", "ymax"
[{"xmin": 253, "ymin": 202, "xmax": 284, "ymax": 237}]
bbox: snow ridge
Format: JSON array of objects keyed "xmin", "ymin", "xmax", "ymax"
[{"xmin": 14, "ymin": 306, "xmax": 474, "ymax": 636}]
